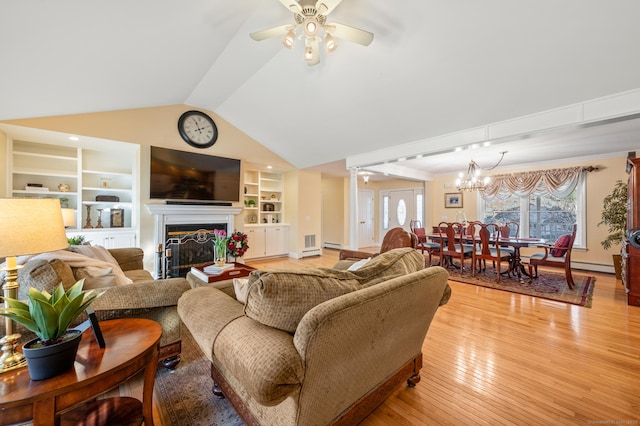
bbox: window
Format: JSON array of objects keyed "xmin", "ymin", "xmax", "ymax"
[{"xmin": 481, "ymin": 181, "xmax": 584, "ymax": 246}]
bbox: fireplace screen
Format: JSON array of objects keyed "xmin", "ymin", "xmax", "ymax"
[{"xmin": 163, "ymin": 223, "xmax": 226, "ymax": 278}]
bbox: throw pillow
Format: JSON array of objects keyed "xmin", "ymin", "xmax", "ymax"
[
  {"xmin": 17, "ymin": 258, "xmax": 76, "ymax": 300},
  {"xmin": 244, "ymin": 269, "xmax": 362, "ymax": 333},
  {"xmin": 550, "ymin": 234, "xmax": 571, "ymax": 257},
  {"xmin": 233, "ymin": 278, "xmax": 250, "ymax": 304},
  {"xmin": 73, "ymin": 265, "xmax": 117, "ymax": 289}
]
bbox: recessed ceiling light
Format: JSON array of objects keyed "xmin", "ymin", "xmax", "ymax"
[
  {"xmin": 69, "ymin": 136, "xmax": 79, "ymax": 141},
  {"xmin": 267, "ymin": 165, "xmax": 273, "ymax": 169}
]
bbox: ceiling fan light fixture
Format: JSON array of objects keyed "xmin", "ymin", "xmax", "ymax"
[
  {"xmin": 325, "ymin": 33, "xmax": 337, "ymax": 52},
  {"xmin": 281, "ymin": 30, "xmax": 296, "ymax": 49},
  {"xmin": 303, "ymin": 18, "xmax": 319, "ymax": 36},
  {"xmin": 304, "ymin": 43, "xmax": 314, "ymax": 61}
]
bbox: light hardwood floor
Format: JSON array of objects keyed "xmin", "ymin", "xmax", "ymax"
[{"xmin": 148, "ymin": 249, "xmax": 640, "ymax": 425}]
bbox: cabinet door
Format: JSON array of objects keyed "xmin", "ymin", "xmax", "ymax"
[
  {"xmin": 83, "ymin": 231, "xmax": 136, "ymax": 248},
  {"xmin": 245, "ymin": 228, "xmax": 266, "ymax": 259},
  {"xmin": 266, "ymin": 227, "xmax": 288, "ymax": 256}
]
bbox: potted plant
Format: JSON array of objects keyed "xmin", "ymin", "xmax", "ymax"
[
  {"xmin": 0, "ymin": 279, "xmax": 102, "ymax": 380},
  {"xmin": 67, "ymin": 235, "xmax": 87, "ymax": 245},
  {"xmin": 598, "ymin": 180, "xmax": 628, "ymax": 279}
]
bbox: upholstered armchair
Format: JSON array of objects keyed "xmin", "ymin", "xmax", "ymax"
[
  {"xmin": 338, "ymin": 227, "xmax": 418, "ymax": 261},
  {"xmin": 528, "ymin": 224, "xmax": 577, "ymax": 289}
]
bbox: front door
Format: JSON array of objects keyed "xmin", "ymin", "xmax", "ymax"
[{"xmin": 381, "ymin": 189, "xmax": 416, "ymax": 242}]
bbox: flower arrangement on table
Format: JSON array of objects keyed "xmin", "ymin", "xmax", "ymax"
[
  {"xmin": 212, "ymin": 229, "xmax": 228, "ymax": 266},
  {"xmin": 227, "ymin": 231, "xmax": 250, "ymax": 260}
]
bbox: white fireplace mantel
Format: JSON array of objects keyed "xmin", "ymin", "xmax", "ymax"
[{"xmin": 146, "ymin": 203, "xmax": 243, "ymax": 277}]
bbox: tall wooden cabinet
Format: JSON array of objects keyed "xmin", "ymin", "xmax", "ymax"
[{"xmin": 622, "ymin": 156, "xmax": 640, "ymax": 306}]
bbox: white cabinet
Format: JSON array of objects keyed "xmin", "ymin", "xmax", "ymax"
[
  {"xmin": 244, "ymin": 227, "xmax": 266, "ymax": 260},
  {"xmin": 243, "ymin": 170, "xmax": 284, "ymax": 225},
  {"xmin": 69, "ymin": 231, "xmax": 137, "ymax": 249},
  {"xmin": 244, "ymin": 225, "xmax": 289, "ymax": 259},
  {"xmin": 7, "ymin": 138, "xmax": 140, "ymax": 247}
]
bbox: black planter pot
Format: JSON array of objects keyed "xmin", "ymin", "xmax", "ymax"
[{"xmin": 22, "ymin": 329, "xmax": 82, "ymax": 380}]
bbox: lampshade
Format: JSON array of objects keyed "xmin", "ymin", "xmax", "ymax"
[
  {"xmin": 61, "ymin": 208, "xmax": 76, "ymax": 227},
  {"xmin": 0, "ymin": 198, "xmax": 69, "ymax": 259}
]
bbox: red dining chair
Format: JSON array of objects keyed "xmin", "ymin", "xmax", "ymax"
[{"xmin": 527, "ymin": 224, "xmax": 577, "ymax": 289}]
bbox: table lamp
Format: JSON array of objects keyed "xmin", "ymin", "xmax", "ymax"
[
  {"xmin": 0, "ymin": 198, "xmax": 69, "ymax": 373},
  {"xmin": 61, "ymin": 207, "xmax": 76, "ymax": 228}
]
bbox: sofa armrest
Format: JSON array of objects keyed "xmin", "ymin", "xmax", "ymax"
[
  {"xmin": 91, "ymin": 277, "xmax": 190, "ymax": 310},
  {"xmin": 338, "ymin": 249, "xmax": 377, "ymax": 261},
  {"xmin": 108, "ymin": 247, "xmax": 144, "ymax": 271}
]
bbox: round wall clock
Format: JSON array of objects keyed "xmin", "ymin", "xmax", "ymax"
[{"xmin": 177, "ymin": 110, "xmax": 218, "ymax": 148}]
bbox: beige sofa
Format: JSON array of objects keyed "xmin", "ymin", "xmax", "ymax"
[
  {"xmin": 178, "ymin": 248, "xmax": 451, "ymax": 425},
  {"xmin": 13, "ymin": 246, "xmax": 191, "ymax": 368}
]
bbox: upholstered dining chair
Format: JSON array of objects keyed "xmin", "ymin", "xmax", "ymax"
[
  {"xmin": 411, "ymin": 221, "xmax": 441, "ymax": 267},
  {"xmin": 500, "ymin": 221, "xmax": 520, "ymax": 238},
  {"xmin": 468, "ymin": 222, "xmax": 512, "ymax": 282},
  {"xmin": 437, "ymin": 221, "xmax": 473, "ymax": 274},
  {"xmin": 338, "ymin": 227, "xmax": 418, "ymax": 261},
  {"xmin": 527, "ymin": 224, "xmax": 577, "ymax": 289}
]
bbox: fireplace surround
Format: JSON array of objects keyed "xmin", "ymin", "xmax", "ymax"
[{"xmin": 146, "ymin": 204, "xmax": 242, "ymax": 278}]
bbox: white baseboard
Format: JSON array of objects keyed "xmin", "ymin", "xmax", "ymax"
[{"xmin": 323, "ymin": 242, "xmax": 342, "ymax": 250}]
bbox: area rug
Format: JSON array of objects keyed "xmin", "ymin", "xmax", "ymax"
[
  {"xmin": 154, "ymin": 326, "xmax": 244, "ymax": 426},
  {"xmin": 446, "ymin": 267, "xmax": 595, "ymax": 307}
]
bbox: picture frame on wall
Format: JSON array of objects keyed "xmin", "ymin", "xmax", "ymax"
[
  {"xmin": 444, "ymin": 192, "xmax": 463, "ymax": 208},
  {"xmin": 110, "ymin": 208, "xmax": 124, "ymax": 228}
]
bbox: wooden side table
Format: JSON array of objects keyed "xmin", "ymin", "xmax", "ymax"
[{"xmin": 0, "ymin": 318, "xmax": 161, "ymax": 426}]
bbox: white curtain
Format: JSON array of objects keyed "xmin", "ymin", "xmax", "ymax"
[{"xmin": 481, "ymin": 166, "xmax": 584, "ymax": 200}]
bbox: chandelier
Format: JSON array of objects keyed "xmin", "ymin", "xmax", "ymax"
[{"xmin": 456, "ymin": 151, "xmax": 507, "ymax": 192}]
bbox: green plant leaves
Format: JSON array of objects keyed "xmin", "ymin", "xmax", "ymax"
[{"xmin": 0, "ymin": 278, "xmax": 103, "ymax": 344}]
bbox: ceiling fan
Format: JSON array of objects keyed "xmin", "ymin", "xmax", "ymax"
[{"xmin": 250, "ymin": 0, "xmax": 374, "ymax": 66}]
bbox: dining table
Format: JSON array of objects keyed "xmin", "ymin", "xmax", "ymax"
[
  {"xmin": 428, "ymin": 233, "xmax": 546, "ymax": 280},
  {"xmin": 496, "ymin": 237, "xmax": 546, "ymax": 280}
]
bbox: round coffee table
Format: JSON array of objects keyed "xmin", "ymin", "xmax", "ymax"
[{"xmin": 0, "ymin": 318, "xmax": 161, "ymax": 426}]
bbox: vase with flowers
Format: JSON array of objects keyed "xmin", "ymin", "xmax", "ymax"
[
  {"xmin": 227, "ymin": 231, "xmax": 250, "ymax": 261},
  {"xmin": 213, "ymin": 229, "xmax": 228, "ymax": 267}
]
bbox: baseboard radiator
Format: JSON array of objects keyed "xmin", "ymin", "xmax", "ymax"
[{"xmin": 301, "ymin": 234, "xmax": 321, "ymax": 258}]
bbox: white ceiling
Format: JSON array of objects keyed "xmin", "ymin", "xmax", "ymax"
[{"xmin": 2, "ymin": 1, "xmax": 640, "ymax": 180}]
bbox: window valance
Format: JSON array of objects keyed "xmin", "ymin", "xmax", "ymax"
[{"xmin": 481, "ymin": 166, "xmax": 585, "ymax": 200}]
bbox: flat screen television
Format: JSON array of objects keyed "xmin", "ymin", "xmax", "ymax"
[{"xmin": 150, "ymin": 146, "xmax": 241, "ymax": 203}]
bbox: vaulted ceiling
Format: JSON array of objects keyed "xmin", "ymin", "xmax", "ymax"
[{"xmin": 2, "ymin": 1, "xmax": 640, "ymax": 179}]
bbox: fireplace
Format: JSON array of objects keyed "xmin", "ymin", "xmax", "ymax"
[
  {"xmin": 146, "ymin": 204, "xmax": 242, "ymax": 278},
  {"xmin": 164, "ymin": 224, "xmax": 226, "ymax": 278}
]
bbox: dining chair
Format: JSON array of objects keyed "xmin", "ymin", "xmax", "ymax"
[
  {"xmin": 469, "ymin": 222, "xmax": 512, "ymax": 282},
  {"xmin": 527, "ymin": 224, "xmax": 577, "ymax": 289},
  {"xmin": 411, "ymin": 222, "xmax": 441, "ymax": 267},
  {"xmin": 501, "ymin": 221, "xmax": 520, "ymax": 238},
  {"xmin": 437, "ymin": 221, "xmax": 473, "ymax": 274}
]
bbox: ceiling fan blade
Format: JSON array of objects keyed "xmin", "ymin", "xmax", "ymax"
[
  {"xmin": 278, "ymin": 0, "xmax": 302, "ymax": 13},
  {"xmin": 315, "ymin": 0, "xmax": 343, "ymax": 16},
  {"xmin": 250, "ymin": 24, "xmax": 294, "ymax": 41},
  {"xmin": 325, "ymin": 22, "xmax": 374, "ymax": 46}
]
